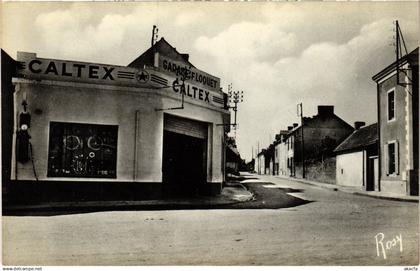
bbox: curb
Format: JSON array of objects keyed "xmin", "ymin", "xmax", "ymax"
[
  {"xmin": 2, "ymin": 200, "xmax": 240, "ymax": 214},
  {"xmin": 3, "ymin": 185, "xmax": 255, "ymax": 214},
  {"xmin": 273, "ymin": 175, "xmax": 419, "ymax": 203},
  {"xmin": 352, "ymin": 192, "xmax": 419, "ymax": 203}
]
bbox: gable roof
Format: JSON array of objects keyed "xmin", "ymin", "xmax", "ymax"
[
  {"xmin": 372, "ymin": 47, "xmax": 418, "ymax": 82},
  {"xmin": 128, "ymin": 37, "xmax": 195, "ymax": 69},
  {"xmin": 334, "ymin": 123, "xmax": 378, "ymax": 153},
  {"xmin": 285, "ymin": 115, "xmax": 354, "ymax": 140}
]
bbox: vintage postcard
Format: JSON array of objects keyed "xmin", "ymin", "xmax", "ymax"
[{"xmin": 1, "ymin": 1, "xmax": 418, "ymax": 269}]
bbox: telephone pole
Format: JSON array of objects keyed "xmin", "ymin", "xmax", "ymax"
[
  {"xmin": 257, "ymin": 141, "xmax": 260, "ymax": 174},
  {"xmin": 227, "ymin": 84, "xmax": 244, "ymax": 139}
]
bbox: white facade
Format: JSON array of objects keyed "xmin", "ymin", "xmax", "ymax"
[
  {"xmin": 11, "ymin": 52, "xmax": 229, "ymax": 194},
  {"xmin": 275, "ymin": 142, "xmax": 288, "ymax": 176},
  {"xmin": 257, "ymin": 154, "xmax": 265, "ymax": 174},
  {"xmin": 336, "ymin": 151, "xmax": 364, "ymax": 187}
]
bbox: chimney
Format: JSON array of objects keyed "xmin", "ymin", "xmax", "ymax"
[
  {"xmin": 293, "ymin": 123, "xmax": 298, "ymax": 128},
  {"xmin": 318, "ymin": 105, "xmax": 334, "ymax": 116},
  {"xmin": 287, "ymin": 126, "xmax": 293, "ymax": 131},
  {"xmin": 354, "ymin": 121, "xmax": 366, "ymax": 130},
  {"xmin": 181, "ymin": 53, "xmax": 190, "ymax": 62}
]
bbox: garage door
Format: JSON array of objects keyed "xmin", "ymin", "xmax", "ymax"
[{"xmin": 163, "ymin": 114, "xmax": 208, "ymax": 139}]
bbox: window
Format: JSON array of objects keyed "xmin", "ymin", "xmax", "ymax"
[
  {"xmin": 48, "ymin": 122, "xmax": 118, "ymax": 178},
  {"xmin": 386, "ymin": 141, "xmax": 399, "ymax": 175},
  {"xmin": 387, "ymin": 89, "xmax": 395, "ymax": 121}
]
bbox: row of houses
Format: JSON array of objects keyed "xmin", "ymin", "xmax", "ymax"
[
  {"xmin": 256, "ymin": 47, "xmax": 418, "ymax": 197},
  {"xmin": 257, "ymin": 105, "xmax": 355, "ymax": 183}
]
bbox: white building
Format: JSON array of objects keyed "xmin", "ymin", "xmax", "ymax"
[
  {"xmin": 334, "ymin": 123, "xmax": 379, "ymax": 190},
  {"xmin": 7, "ymin": 38, "xmax": 230, "ymax": 201}
]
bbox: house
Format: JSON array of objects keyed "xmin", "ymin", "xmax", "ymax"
[
  {"xmin": 284, "ymin": 105, "xmax": 354, "ymax": 180},
  {"xmin": 257, "ymin": 149, "xmax": 266, "ymax": 175},
  {"xmin": 4, "ymin": 37, "xmax": 231, "ymax": 204},
  {"xmin": 372, "ymin": 47, "xmax": 418, "ymax": 196},
  {"xmin": 334, "ymin": 123, "xmax": 379, "ymax": 190},
  {"xmin": 274, "ymin": 130, "xmax": 289, "ymax": 176},
  {"xmin": 245, "ymin": 158, "xmax": 255, "ymax": 172},
  {"xmin": 266, "ymin": 143, "xmax": 275, "ymax": 175},
  {"xmin": 285, "ymin": 124, "xmax": 298, "ymax": 177}
]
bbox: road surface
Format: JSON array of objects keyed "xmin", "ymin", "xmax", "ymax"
[{"xmin": 2, "ymin": 174, "xmax": 418, "ymax": 265}]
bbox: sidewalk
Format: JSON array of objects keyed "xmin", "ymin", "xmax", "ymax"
[
  {"xmin": 271, "ymin": 175, "xmax": 419, "ymax": 203},
  {"xmin": 3, "ymin": 182, "xmax": 254, "ymax": 215}
]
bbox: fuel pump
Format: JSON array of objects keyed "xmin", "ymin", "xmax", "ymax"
[
  {"xmin": 16, "ymin": 101, "xmax": 31, "ymax": 163},
  {"xmin": 16, "ymin": 98, "xmax": 38, "ymax": 180}
]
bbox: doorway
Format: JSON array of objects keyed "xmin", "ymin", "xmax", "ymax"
[
  {"xmin": 367, "ymin": 156, "xmax": 379, "ymax": 191},
  {"xmin": 162, "ymin": 115, "xmax": 208, "ymax": 196}
]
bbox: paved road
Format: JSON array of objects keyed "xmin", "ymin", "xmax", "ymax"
[{"xmin": 2, "ymin": 174, "xmax": 418, "ymax": 265}]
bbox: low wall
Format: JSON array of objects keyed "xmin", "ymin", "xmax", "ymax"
[{"xmin": 295, "ymin": 157, "xmax": 336, "ymax": 184}]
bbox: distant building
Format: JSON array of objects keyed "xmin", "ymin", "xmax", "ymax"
[
  {"xmin": 257, "ymin": 149, "xmax": 266, "ymax": 175},
  {"xmin": 285, "ymin": 124, "xmax": 298, "ymax": 177},
  {"xmin": 284, "ymin": 105, "xmax": 354, "ymax": 179},
  {"xmin": 334, "ymin": 123, "xmax": 379, "ymax": 190},
  {"xmin": 225, "ymin": 137, "xmax": 242, "ymax": 176},
  {"xmin": 266, "ymin": 144, "xmax": 275, "ymax": 175},
  {"xmin": 274, "ymin": 130, "xmax": 289, "ymax": 176},
  {"xmin": 245, "ymin": 158, "xmax": 255, "ymax": 173},
  {"xmin": 372, "ymin": 47, "xmax": 418, "ymax": 196}
]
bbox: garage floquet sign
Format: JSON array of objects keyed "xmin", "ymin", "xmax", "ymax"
[{"xmin": 158, "ymin": 55, "xmax": 220, "ymax": 93}]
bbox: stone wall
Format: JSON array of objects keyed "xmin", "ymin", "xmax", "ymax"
[{"xmin": 295, "ymin": 157, "xmax": 336, "ymax": 184}]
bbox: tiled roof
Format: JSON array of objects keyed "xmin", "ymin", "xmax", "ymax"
[{"xmin": 334, "ymin": 123, "xmax": 378, "ymax": 153}]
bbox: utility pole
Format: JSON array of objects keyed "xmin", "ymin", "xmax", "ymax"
[
  {"xmin": 395, "ymin": 20, "xmax": 400, "ymax": 84},
  {"xmin": 227, "ymin": 84, "xmax": 244, "ymax": 139},
  {"xmin": 151, "ymin": 25, "xmax": 159, "ymax": 47},
  {"xmin": 298, "ymin": 103, "xmax": 305, "ymax": 179},
  {"xmin": 257, "ymin": 141, "xmax": 260, "ymax": 174},
  {"xmin": 394, "ymin": 20, "xmax": 411, "ymax": 87}
]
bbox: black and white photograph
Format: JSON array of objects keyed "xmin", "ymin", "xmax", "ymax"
[{"xmin": 1, "ymin": 1, "xmax": 419, "ymax": 269}]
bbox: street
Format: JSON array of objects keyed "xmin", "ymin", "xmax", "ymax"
[{"xmin": 2, "ymin": 174, "xmax": 418, "ymax": 266}]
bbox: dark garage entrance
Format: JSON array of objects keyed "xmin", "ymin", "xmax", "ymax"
[{"xmin": 162, "ymin": 114, "xmax": 208, "ymax": 196}]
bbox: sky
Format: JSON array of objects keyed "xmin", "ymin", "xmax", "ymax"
[{"xmin": 2, "ymin": 2, "xmax": 419, "ymax": 161}]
